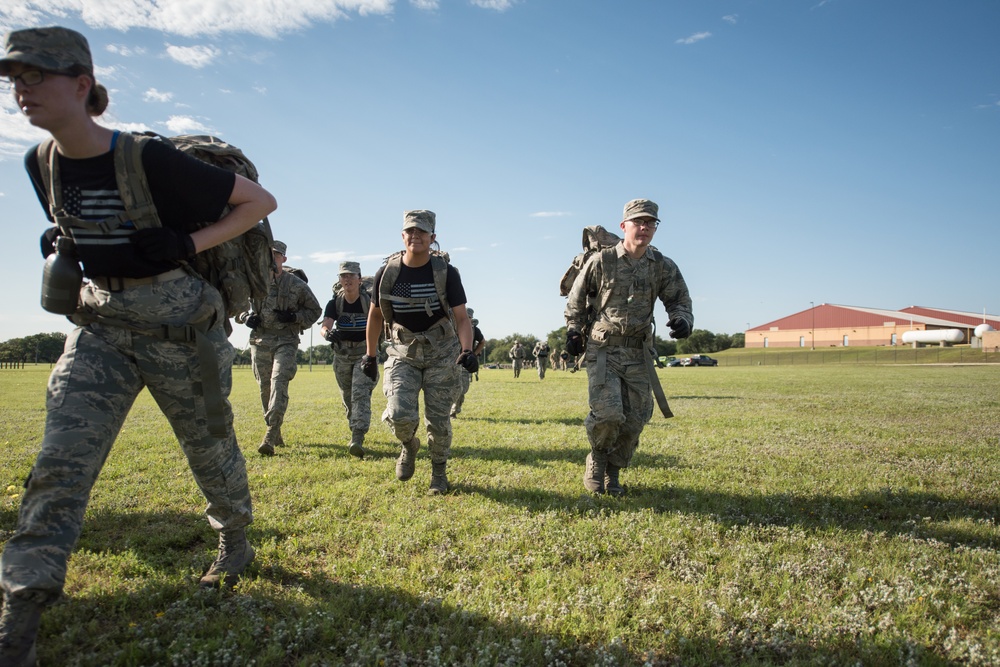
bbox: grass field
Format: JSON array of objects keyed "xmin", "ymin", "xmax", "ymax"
[{"xmin": 1, "ymin": 362, "xmax": 998, "ymax": 666}]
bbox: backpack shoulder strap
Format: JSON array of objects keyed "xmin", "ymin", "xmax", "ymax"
[
  {"xmin": 430, "ymin": 254, "xmax": 451, "ymax": 319},
  {"xmin": 114, "ymin": 132, "xmax": 162, "ymax": 231},
  {"xmin": 378, "ymin": 253, "xmax": 402, "ymax": 325}
]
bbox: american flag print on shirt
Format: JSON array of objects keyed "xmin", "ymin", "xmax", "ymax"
[
  {"xmin": 63, "ymin": 185, "xmax": 134, "ymax": 248},
  {"xmin": 389, "ymin": 279, "xmax": 440, "ymax": 314}
]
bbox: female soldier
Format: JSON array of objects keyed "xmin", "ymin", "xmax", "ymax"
[
  {"xmin": 361, "ymin": 210, "xmax": 478, "ymax": 495},
  {"xmin": 0, "ymin": 26, "xmax": 277, "ymax": 664}
]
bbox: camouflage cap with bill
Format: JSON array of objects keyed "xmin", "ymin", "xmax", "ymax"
[{"xmin": 0, "ymin": 26, "xmax": 93, "ymax": 76}]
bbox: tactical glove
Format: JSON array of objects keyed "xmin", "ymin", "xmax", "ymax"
[
  {"xmin": 457, "ymin": 349, "xmax": 479, "ymax": 373},
  {"xmin": 274, "ymin": 309, "xmax": 297, "ymax": 323},
  {"xmin": 566, "ymin": 329, "xmax": 585, "ymax": 356},
  {"xmin": 245, "ymin": 314, "xmax": 262, "ymax": 329},
  {"xmin": 130, "ymin": 227, "xmax": 196, "ymax": 262},
  {"xmin": 40, "ymin": 227, "xmax": 60, "ymax": 258},
  {"xmin": 668, "ymin": 317, "xmax": 692, "ymax": 339},
  {"xmin": 324, "ymin": 329, "xmax": 343, "ymax": 345},
  {"xmin": 359, "ymin": 354, "xmax": 378, "ymax": 382}
]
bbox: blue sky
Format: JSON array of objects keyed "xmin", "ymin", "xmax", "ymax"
[{"xmin": 1, "ymin": 0, "xmax": 998, "ymax": 351}]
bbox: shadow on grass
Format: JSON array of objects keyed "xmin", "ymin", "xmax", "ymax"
[
  {"xmin": 457, "ymin": 480, "xmax": 1000, "ymax": 551},
  {"xmin": 459, "ymin": 415, "xmax": 587, "ymax": 427},
  {"xmin": 29, "ymin": 510, "xmax": 961, "ymax": 667}
]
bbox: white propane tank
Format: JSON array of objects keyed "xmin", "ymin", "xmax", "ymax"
[
  {"xmin": 901, "ymin": 329, "xmax": 964, "ymax": 344},
  {"xmin": 974, "ymin": 323, "xmax": 995, "ymax": 338}
]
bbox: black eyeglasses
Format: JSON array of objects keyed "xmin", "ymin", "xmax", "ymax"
[
  {"xmin": 0, "ymin": 69, "xmax": 73, "ymax": 90},
  {"xmin": 628, "ymin": 219, "xmax": 659, "ymax": 230}
]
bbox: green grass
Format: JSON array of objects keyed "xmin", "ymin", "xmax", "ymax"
[{"xmin": 1, "ymin": 363, "xmax": 999, "ymax": 666}]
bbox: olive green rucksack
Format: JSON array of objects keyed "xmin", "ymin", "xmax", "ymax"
[{"xmin": 36, "ymin": 132, "xmax": 275, "ymax": 334}]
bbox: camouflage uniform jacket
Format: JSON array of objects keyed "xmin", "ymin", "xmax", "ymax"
[
  {"xmin": 246, "ymin": 270, "xmax": 321, "ymax": 346},
  {"xmin": 564, "ymin": 242, "xmax": 692, "ymax": 346}
]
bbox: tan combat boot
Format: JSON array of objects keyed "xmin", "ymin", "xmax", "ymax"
[
  {"xmin": 428, "ymin": 460, "xmax": 450, "ymax": 495},
  {"xmin": 583, "ymin": 451, "xmax": 607, "ymax": 494},
  {"xmin": 348, "ymin": 430, "xmax": 366, "ymax": 459},
  {"xmin": 257, "ymin": 425, "xmax": 279, "ymax": 456},
  {"xmin": 605, "ymin": 463, "xmax": 625, "ymax": 497},
  {"xmin": 395, "ymin": 436, "xmax": 420, "ymax": 481},
  {"xmin": 199, "ymin": 528, "xmax": 256, "ymax": 588}
]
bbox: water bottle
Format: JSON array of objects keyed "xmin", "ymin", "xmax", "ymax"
[{"xmin": 41, "ymin": 236, "xmax": 83, "ymax": 314}]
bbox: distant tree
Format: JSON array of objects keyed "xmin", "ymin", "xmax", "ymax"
[
  {"xmin": 547, "ymin": 326, "xmax": 566, "ymax": 354},
  {"xmin": 652, "ymin": 336, "xmax": 677, "ymax": 358},
  {"xmin": 731, "ymin": 332, "xmax": 745, "ymax": 348},
  {"xmin": 677, "ymin": 329, "xmax": 715, "ymax": 354},
  {"xmin": 0, "ymin": 332, "xmax": 67, "ymax": 363}
]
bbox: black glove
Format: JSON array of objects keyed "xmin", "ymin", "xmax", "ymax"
[
  {"xmin": 668, "ymin": 317, "xmax": 692, "ymax": 339},
  {"xmin": 245, "ymin": 314, "xmax": 262, "ymax": 329},
  {"xmin": 324, "ymin": 329, "xmax": 343, "ymax": 344},
  {"xmin": 457, "ymin": 349, "xmax": 479, "ymax": 373},
  {"xmin": 130, "ymin": 227, "xmax": 196, "ymax": 262},
  {"xmin": 273, "ymin": 309, "xmax": 297, "ymax": 323},
  {"xmin": 566, "ymin": 329, "xmax": 585, "ymax": 356},
  {"xmin": 40, "ymin": 227, "xmax": 60, "ymax": 258},
  {"xmin": 359, "ymin": 354, "xmax": 378, "ymax": 382}
]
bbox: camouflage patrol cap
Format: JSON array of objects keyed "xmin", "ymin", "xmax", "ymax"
[
  {"xmin": 622, "ymin": 199, "xmax": 660, "ymax": 222},
  {"xmin": 402, "ymin": 210, "xmax": 435, "ymax": 234},
  {"xmin": 339, "ymin": 260, "xmax": 361, "ymax": 275},
  {"xmin": 466, "ymin": 307, "xmax": 474, "ymax": 319},
  {"xmin": 0, "ymin": 26, "xmax": 93, "ymax": 76},
  {"xmin": 272, "ymin": 240, "xmax": 287, "ymax": 255}
]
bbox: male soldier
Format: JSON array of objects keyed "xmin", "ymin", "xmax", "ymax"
[
  {"xmin": 532, "ymin": 340, "xmax": 551, "ymax": 380},
  {"xmin": 451, "ymin": 308, "xmax": 486, "ymax": 418},
  {"xmin": 320, "ymin": 261, "xmax": 376, "ymax": 458},
  {"xmin": 560, "ymin": 348, "xmax": 570, "ymax": 371},
  {"xmin": 564, "ymin": 199, "xmax": 692, "ymax": 496},
  {"xmin": 549, "ymin": 347, "xmax": 560, "ymax": 372},
  {"xmin": 509, "ymin": 341, "xmax": 525, "ymax": 378},
  {"xmin": 241, "ymin": 240, "xmax": 321, "ymax": 456}
]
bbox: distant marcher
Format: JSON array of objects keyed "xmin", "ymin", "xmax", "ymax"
[
  {"xmin": 533, "ymin": 340, "xmax": 551, "ymax": 379},
  {"xmin": 320, "ymin": 261, "xmax": 377, "ymax": 458},
  {"xmin": 0, "ymin": 25, "xmax": 277, "ymax": 664},
  {"xmin": 240, "ymin": 240, "xmax": 321, "ymax": 456},
  {"xmin": 549, "ymin": 347, "xmax": 560, "ymax": 371},
  {"xmin": 452, "ymin": 307, "xmax": 485, "ymax": 417},
  {"xmin": 509, "ymin": 341, "xmax": 525, "ymax": 378},
  {"xmin": 362, "ymin": 210, "xmax": 477, "ymax": 494},
  {"xmin": 564, "ymin": 199, "xmax": 692, "ymax": 496},
  {"xmin": 560, "ymin": 349, "xmax": 570, "ymax": 371}
]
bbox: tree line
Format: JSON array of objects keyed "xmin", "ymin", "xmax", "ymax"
[{"xmin": 4, "ymin": 328, "xmax": 745, "ymax": 367}]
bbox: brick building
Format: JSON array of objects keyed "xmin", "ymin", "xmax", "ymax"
[{"xmin": 746, "ymin": 304, "xmax": 1000, "ymax": 349}]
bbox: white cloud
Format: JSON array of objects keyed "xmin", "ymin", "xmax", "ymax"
[
  {"xmin": 0, "ymin": 98, "xmax": 48, "ymax": 160},
  {"xmin": 530, "ymin": 211, "xmax": 572, "ymax": 218},
  {"xmin": 164, "ymin": 115, "xmax": 215, "ymax": 134},
  {"xmin": 410, "ymin": 0, "xmax": 439, "ymax": 9},
  {"xmin": 252, "ymin": 85, "xmax": 268, "ymax": 95},
  {"xmin": 470, "ymin": 0, "xmax": 515, "ymax": 10},
  {"xmin": 676, "ymin": 32, "xmax": 711, "ymax": 45},
  {"xmin": 143, "ymin": 88, "xmax": 174, "ymax": 103},
  {"xmin": 106, "ymin": 44, "xmax": 146, "ymax": 57},
  {"xmin": 165, "ymin": 43, "xmax": 221, "ymax": 69},
  {"xmin": 722, "ymin": 14, "xmax": 738, "ymax": 25},
  {"xmin": 0, "ymin": 1, "xmax": 395, "ymax": 38},
  {"xmin": 310, "ymin": 251, "xmax": 353, "ymax": 264}
]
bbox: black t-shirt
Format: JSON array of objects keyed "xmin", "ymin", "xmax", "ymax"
[
  {"xmin": 323, "ymin": 294, "xmax": 367, "ymax": 343},
  {"xmin": 373, "ymin": 260, "xmax": 466, "ymax": 333},
  {"xmin": 26, "ymin": 137, "xmax": 235, "ymax": 278},
  {"xmin": 473, "ymin": 326, "xmax": 484, "ymax": 347}
]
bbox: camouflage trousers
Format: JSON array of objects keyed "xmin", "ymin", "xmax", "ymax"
[
  {"xmin": 512, "ymin": 358, "xmax": 522, "ymax": 377},
  {"xmin": 382, "ymin": 321, "xmax": 461, "ymax": 464},
  {"xmin": 250, "ymin": 337, "xmax": 298, "ymax": 427},
  {"xmin": 333, "ymin": 341, "xmax": 377, "ymax": 433},
  {"xmin": 0, "ymin": 274, "xmax": 252, "ymax": 601},
  {"xmin": 537, "ymin": 356, "xmax": 548, "ymax": 379},
  {"xmin": 584, "ymin": 345, "xmax": 654, "ymax": 468},
  {"xmin": 452, "ymin": 368, "xmax": 472, "ymax": 415}
]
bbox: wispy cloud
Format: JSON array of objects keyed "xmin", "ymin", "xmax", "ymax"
[
  {"xmin": 722, "ymin": 14, "xmax": 738, "ymax": 25},
  {"xmin": 164, "ymin": 115, "xmax": 215, "ymax": 135},
  {"xmin": 165, "ymin": 44, "xmax": 221, "ymax": 69},
  {"xmin": 143, "ymin": 88, "xmax": 173, "ymax": 103},
  {"xmin": 676, "ymin": 32, "xmax": 711, "ymax": 45},
  {"xmin": 0, "ymin": 1, "xmax": 395, "ymax": 38},
  {"xmin": 0, "ymin": 99, "xmax": 47, "ymax": 159},
  {"xmin": 470, "ymin": 0, "xmax": 517, "ymax": 10},
  {"xmin": 106, "ymin": 44, "xmax": 146, "ymax": 57},
  {"xmin": 410, "ymin": 0, "xmax": 439, "ymax": 9},
  {"xmin": 530, "ymin": 211, "xmax": 572, "ymax": 218}
]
